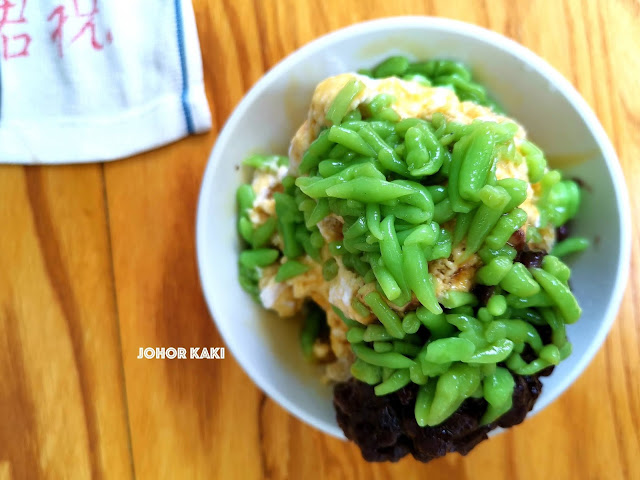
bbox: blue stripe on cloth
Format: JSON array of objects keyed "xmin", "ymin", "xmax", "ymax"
[
  {"xmin": 173, "ymin": 0, "xmax": 195, "ymax": 134},
  {"xmin": 0, "ymin": 58, "xmax": 3, "ymax": 121}
]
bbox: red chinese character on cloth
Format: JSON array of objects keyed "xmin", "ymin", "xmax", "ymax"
[
  {"xmin": 70, "ymin": 0, "xmax": 103, "ymax": 50},
  {"xmin": 47, "ymin": 0, "xmax": 111, "ymax": 57},
  {"xmin": 47, "ymin": 5, "xmax": 68, "ymax": 58},
  {"xmin": 0, "ymin": 0, "xmax": 31, "ymax": 60}
]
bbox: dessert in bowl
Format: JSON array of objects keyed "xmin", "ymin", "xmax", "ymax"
[{"xmin": 196, "ymin": 17, "xmax": 630, "ymax": 463}]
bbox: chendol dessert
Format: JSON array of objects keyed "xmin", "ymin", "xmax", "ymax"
[{"xmin": 236, "ymin": 57, "xmax": 587, "ymax": 462}]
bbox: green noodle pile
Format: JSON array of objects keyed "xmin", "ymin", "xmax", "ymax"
[
  {"xmin": 358, "ymin": 56, "xmax": 501, "ymax": 111},
  {"xmin": 236, "ymin": 58, "xmax": 587, "ymax": 427}
]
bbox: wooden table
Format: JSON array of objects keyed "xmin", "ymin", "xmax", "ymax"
[{"xmin": 1, "ymin": 1, "xmax": 639, "ymax": 478}]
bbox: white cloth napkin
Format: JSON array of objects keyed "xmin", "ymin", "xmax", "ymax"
[{"xmin": 0, "ymin": 0, "xmax": 211, "ymax": 163}]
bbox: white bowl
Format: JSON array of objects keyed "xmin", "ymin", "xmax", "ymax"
[{"xmin": 196, "ymin": 17, "xmax": 631, "ymax": 439}]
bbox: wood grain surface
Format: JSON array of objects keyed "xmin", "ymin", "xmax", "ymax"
[{"xmin": 1, "ymin": 0, "xmax": 639, "ymax": 478}]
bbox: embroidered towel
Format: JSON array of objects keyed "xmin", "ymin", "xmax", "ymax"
[{"xmin": 0, "ymin": 0, "xmax": 211, "ymax": 163}]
